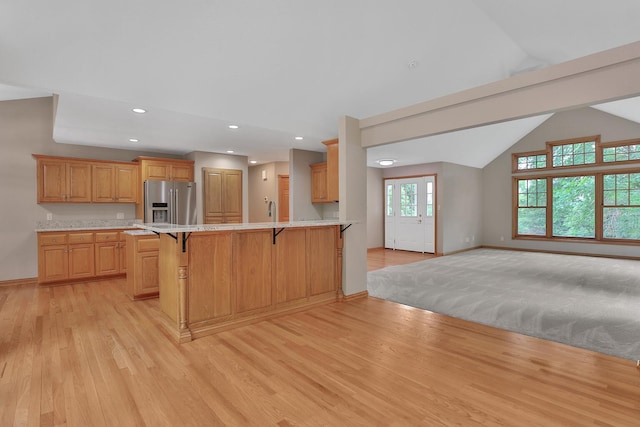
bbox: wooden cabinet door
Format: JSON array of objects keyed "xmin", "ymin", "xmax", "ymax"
[
  {"xmin": 310, "ymin": 163, "xmax": 328, "ymax": 203},
  {"xmin": 67, "ymin": 162, "xmax": 92, "ymax": 202},
  {"xmin": 95, "ymin": 242, "xmax": 119, "ymax": 276},
  {"xmin": 171, "ymin": 164, "xmax": 193, "ymax": 182},
  {"xmin": 143, "ymin": 161, "xmax": 172, "ymax": 181},
  {"xmin": 203, "ymin": 168, "xmax": 224, "ymax": 223},
  {"xmin": 223, "ymin": 170, "xmax": 243, "ymax": 219},
  {"xmin": 324, "ymin": 138, "xmax": 339, "ymax": 202},
  {"xmin": 115, "ymin": 164, "xmax": 138, "ymax": 202},
  {"xmin": 39, "ymin": 159, "xmax": 67, "ymax": 202},
  {"xmin": 92, "ymin": 164, "xmax": 115, "ymax": 202},
  {"xmin": 38, "ymin": 244, "xmax": 69, "ymax": 282},
  {"xmin": 68, "ymin": 243, "xmax": 95, "ymax": 279}
]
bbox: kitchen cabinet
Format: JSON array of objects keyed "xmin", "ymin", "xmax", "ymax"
[
  {"xmin": 125, "ymin": 233, "xmax": 159, "ymax": 300},
  {"xmin": 92, "ymin": 163, "xmax": 139, "ymax": 203},
  {"xmin": 35, "ymin": 156, "xmax": 92, "ymax": 203},
  {"xmin": 203, "ymin": 168, "xmax": 243, "ymax": 224},
  {"xmin": 323, "ymin": 138, "xmax": 339, "ymax": 202},
  {"xmin": 38, "ymin": 231, "xmax": 95, "ymax": 283},
  {"xmin": 309, "ymin": 138, "xmax": 339, "ymax": 204},
  {"xmin": 94, "ymin": 231, "xmax": 127, "ymax": 276},
  {"xmin": 135, "ymin": 157, "xmax": 194, "ymax": 182},
  {"xmin": 310, "ymin": 162, "xmax": 328, "ymax": 203},
  {"xmin": 38, "ymin": 229, "xmax": 129, "ymax": 284}
]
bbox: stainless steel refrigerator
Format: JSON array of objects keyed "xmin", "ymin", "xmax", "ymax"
[{"xmin": 144, "ymin": 180, "xmax": 197, "ymax": 225}]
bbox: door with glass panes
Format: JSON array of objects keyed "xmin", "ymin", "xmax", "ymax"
[{"xmin": 385, "ymin": 176, "xmax": 435, "ymax": 253}]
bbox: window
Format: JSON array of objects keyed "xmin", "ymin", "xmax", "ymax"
[
  {"xmin": 426, "ymin": 181, "xmax": 434, "ymax": 217},
  {"xmin": 552, "ymin": 176, "xmax": 595, "ymax": 238},
  {"xmin": 400, "ymin": 183, "xmax": 417, "ymax": 217},
  {"xmin": 386, "ymin": 184, "xmax": 393, "ymax": 216},
  {"xmin": 602, "ymin": 140, "xmax": 640, "ymax": 163},
  {"xmin": 551, "ymin": 139, "xmax": 596, "ymax": 167},
  {"xmin": 603, "ymin": 172, "xmax": 640, "ymax": 239},
  {"xmin": 516, "ymin": 153, "xmax": 547, "ymax": 171},
  {"xmin": 516, "ymin": 179, "xmax": 546, "ymax": 236}
]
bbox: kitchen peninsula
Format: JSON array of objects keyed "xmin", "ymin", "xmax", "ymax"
[{"xmin": 138, "ymin": 220, "xmax": 348, "ymax": 342}]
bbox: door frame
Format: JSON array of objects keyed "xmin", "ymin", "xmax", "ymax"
[{"xmin": 383, "ymin": 174, "xmax": 438, "ymax": 255}]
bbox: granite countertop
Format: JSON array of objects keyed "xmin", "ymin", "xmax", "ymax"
[
  {"xmin": 35, "ymin": 219, "xmax": 143, "ymax": 232},
  {"xmin": 135, "ymin": 220, "xmax": 351, "ymax": 233}
]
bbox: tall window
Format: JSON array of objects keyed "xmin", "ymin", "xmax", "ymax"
[
  {"xmin": 552, "ymin": 176, "xmax": 595, "ymax": 238},
  {"xmin": 603, "ymin": 172, "xmax": 640, "ymax": 239},
  {"xmin": 426, "ymin": 181, "xmax": 434, "ymax": 217},
  {"xmin": 386, "ymin": 184, "xmax": 393, "ymax": 216},
  {"xmin": 517, "ymin": 179, "xmax": 546, "ymax": 236}
]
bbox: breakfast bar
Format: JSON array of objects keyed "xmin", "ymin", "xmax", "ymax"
[{"xmin": 138, "ymin": 221, "xmax": 347, "ymax": 342}]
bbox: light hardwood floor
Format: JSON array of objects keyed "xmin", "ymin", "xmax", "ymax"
[
  {"xmin": 367, "ymin": 247, "xmax": 436, "ymax": 271},
  {"xmin": 2, "ymin": 276, "xmax": 640, "ymax": 426}
]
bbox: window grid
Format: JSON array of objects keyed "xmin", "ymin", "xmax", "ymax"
[
  {"xmin": 516, "ymin": 154, "xmax": 547, "ymax": 170},
  {"xmin": 551, "ymin": 141, "xmax": 596, "ymax": 167},
  {"xmin": 603, "ymin": 144, "xmax": 640, "ymax": 163}
]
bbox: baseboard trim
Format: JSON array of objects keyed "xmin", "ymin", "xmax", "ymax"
[
  {"xmin": 481, "ymin": 245, "xmax": 640, "ymax": 261},
  {"xmin": 341, "ymin": 291, "xmax": 369, "ymax": 302},
  {"xmin": 0, "ymin": 277, "xmax": 37, "ymax": 288}
]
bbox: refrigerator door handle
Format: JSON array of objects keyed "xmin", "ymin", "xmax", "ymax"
[{"xmin": 174, "ymin": 188, "xmax": 179, "ymax": 225}]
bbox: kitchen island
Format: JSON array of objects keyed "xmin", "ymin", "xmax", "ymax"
[{"xmin": 137, "ymin": 221, "xmax": 348, "ymax": 342}]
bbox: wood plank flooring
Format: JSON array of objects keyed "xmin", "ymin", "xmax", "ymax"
[
  {"xmin": 367, "ymin": 247, "xmax": 436, "ymax": 271},
  {"xmin": 2, "ymin": 276, "xmax": 640, "ymax": 426}
]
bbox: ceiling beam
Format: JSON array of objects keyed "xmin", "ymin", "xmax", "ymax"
[{"xmin": 360, "ymin": 41, "xmax": 640, "ymax": 148}]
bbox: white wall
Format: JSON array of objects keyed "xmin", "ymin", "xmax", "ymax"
[
  {"xmin": 186, "ymin": 151, "xmax": 249, "ymax": 223},
  {"xmin": 482, "ymin": 107, "xmax": 640, "ymax": 257}
]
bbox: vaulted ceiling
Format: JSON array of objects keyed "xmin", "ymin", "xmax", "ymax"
[{"xmin": 1, "ymin": 1, "xmax": 640, "ymax": 168}]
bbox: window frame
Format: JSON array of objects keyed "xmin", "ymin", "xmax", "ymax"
[{"xmin": 512, "ymin": 166, "xmax": 640, "ymax": 244}]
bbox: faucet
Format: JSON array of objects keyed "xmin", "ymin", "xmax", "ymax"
[{"xmin": 268, "ymin": 200, "xmax": 277, "ymax": 223}]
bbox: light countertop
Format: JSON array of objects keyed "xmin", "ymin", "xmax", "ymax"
[
  {"xmin": 135, "ymin": 220, "xmax": 351, "ymax": 233},
  {"xmin": 35, "ymin": 219, "xmax": 142, "ymax": 232}
]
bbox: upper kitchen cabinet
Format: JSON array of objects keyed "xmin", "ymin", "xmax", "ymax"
[
  {"xmin": 135, "ymin": 157, "xmax": 195, "ymax": 182},
  {"xmin": 323, "ymin": 138, "xmax": 338, "ymax": 202},
  {"xmin": 92, "ymin": 162, "xmax": 139, "ymax": 203},
  {"xmin": 310, "ymin": 138, "xmax": 339, "ymax": 204},
  {"xmin": 34, "ymin": 155, "xmax": 92, "ymax": 203}
]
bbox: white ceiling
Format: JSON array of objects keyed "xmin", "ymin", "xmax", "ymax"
[{"xmin": 1, "ymin": 0, "xmax": 640, "ymax": 167}]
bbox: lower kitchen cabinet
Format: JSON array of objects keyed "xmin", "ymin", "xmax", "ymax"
[
  {"xmin": 37, "ymin": 229, "xmax": 128, "ymax": 284},
  {"xmin": 38, "ymin": 232, "xmax": 95, "ymax": 283},
  {"xmin": 125, "ymin": 233, "xmax": 159, "ymax": 300}
]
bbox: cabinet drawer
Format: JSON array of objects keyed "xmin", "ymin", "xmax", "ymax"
[
  {"xmin": 138, "ymin": 237, "xmax": 159, "ymax": 252},
  {"xmin": 39, "ymin": 233, "xmax": 67, "ymax": 245},
  {"xmin": 95, "ymin": 231, "xmax": 119, "ymax": 242},
  {"xmin": 68, "ymin": 232, "xmax": 94, "ymax": 243}
]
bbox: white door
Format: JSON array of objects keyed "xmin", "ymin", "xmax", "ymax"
[{"xmin": 385, "ymin": 176, "xmax": 435, "ymax": 253}]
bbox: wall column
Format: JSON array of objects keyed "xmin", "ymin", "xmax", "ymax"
[{"xmin": 339, "ymin": 116, "xmax": 367, "ymax": 296}]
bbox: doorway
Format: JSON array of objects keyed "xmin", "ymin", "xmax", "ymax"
[{"xmin": 384, "ymin": 175, "xmax": 436, "ymax": 253}]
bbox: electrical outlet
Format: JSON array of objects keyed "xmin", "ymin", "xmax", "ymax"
[
  {"xmin": 46, "ymin": 213, "xmax": 53, "ymax": 221},
  {"xmin": 116, "ymin": 212, "xmax": 125, "ymax": 219}
]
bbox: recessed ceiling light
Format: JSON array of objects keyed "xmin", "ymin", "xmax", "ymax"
[
  {"xmin": 132, "ymin": 108, "xmax": 146, "ymax": 114},
  {"xmin": 249, "ymin": 160, "xmax": 257, "ymax": 164},
  {"xmin": 128, "ymin": 138, "xmax": 139, "ymax": 143},
  {"xmin": 295, "ymin": 136, "xmax": 304, "ymax": 140},
  {"xmin": 228, "ymin": 124, "xmax": 239, "ymax": 129},
  {"xmin": 226, "ymin": 150, "xmax": 235, "ymax": 154},
  {"xmin": 377, "ymin": 159, "xmax": 396, "ymax": 167}
]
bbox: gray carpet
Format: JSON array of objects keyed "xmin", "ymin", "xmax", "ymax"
[{"xmin": 367, "ymin": 248, "xmax": 640, "ymax": 361}]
